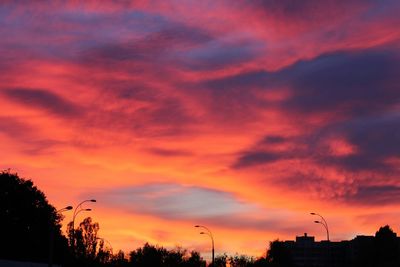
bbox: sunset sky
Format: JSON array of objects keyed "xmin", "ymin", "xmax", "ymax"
[{"xmin": 1, "ymin": 0, "xmax": 400, "ymax": 259}]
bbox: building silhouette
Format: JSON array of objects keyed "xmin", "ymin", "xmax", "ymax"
[{"xmin": 279, "ymin": 230, "xmax": 400, "ymax": 267}]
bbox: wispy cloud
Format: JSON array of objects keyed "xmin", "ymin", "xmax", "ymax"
[
  {"xmin": 96, "ymin": 183, "xmax": 260, "ymax": 219},
  {"xmin": 2, "ymin": 88, "xmax": 83, "ymax": 118}
]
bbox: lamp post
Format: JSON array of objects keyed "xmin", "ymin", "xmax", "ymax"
[
  {"xmin": 72, "ymin": 199, "xmax": 96, "ymax": 231},
  {"xmin": 310, "ymin": 212, "xmax": 329, "ymax": 241},
  {"xmin": 195, "ymin": 225, "xmax": 214, "ymax": 267},
  {"xmin": 49, "ymin": 206, "xmax": 73, "ymax": 267},
  {"xmin": 311, "ymin": 213, "xmax": 331, "ymax": 267},
  {"xmin": 74, "ymin": 208, "xmax": 92, "ymax": 221},
  {"xmin": 58, "ymin": 206, "xmax": 73, "ymax": 213},
  {"xmin": 71, "ymin": 199, "xmax": 96, "ymax": 250}
]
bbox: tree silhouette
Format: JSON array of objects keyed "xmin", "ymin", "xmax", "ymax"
[
  {"xmin": 374, "ymin": 225, "xmax": 399, "ymax": 267},
  {"xmin": 229, "ymin": 254, "xmax": 255, "ymax": 267},
  {"xmin": 110, "ymin": 250, "xmax": 129, "ymax": 267},
  {"xmin": 166, "ymin": 247, "xmax": 187, "ymax": 267},
  {"xmin": 184, "ymin": 251, "xmax": 206, "ymax": 267},
  {"xmin": 212, "ymin": 254, "xmax": 228, "ymax": 267},
  {"xmin": 0, "ymin": 170, "xmax": 68, "ymax": 263},
  {"xmin": 66, "ymin": 216, "xmax": 110, "ymax": 266},
  {"xmin": 129, "ymin": 243, "xmax": 206, "ymax": 267},
  {"xmin": 96, "ymin": 240, "xmax": 113, "ymax": 265},
  {"xmin": 129, "ymin": 243, "xmax": 167, "ymax": 267}
]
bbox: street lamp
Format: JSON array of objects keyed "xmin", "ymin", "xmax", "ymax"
[
  {"xmin": 71, "ymin": 199, "xmax": 96, "ymax": 249},
  {"xmin": 49, "ymin": 206, "xmax": 73, "ymax": 267},
  {"xmin": 195, "ymin": 225, "xmax": 214, "ymax": 267},
  {"xmin": 57, "ymin": 206, "xmax": 73, "ymax": 213},
  {"xmin": 74, "ymin": 208, "xmax": 92, "ymax": 219},
  {"xmin": 72, "ymin": 199, "xmax": 96, "ymax": 232},
  {"xmin": 310, "ymin": 212, "xmax": 330, "ymax": 241}
]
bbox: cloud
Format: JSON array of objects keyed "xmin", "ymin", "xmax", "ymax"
[
  {"xmin": 238, "ymin": 0, "xmax": 399, "ymax": 42},
  {"xmin": 177, "ymin": 34, "xmax": 263, "ymax": 71},
  {"xmin": 203, "ymin": 47, "xmax": 400, "ymax": 115},
  {"xmin": 201, "ymin": 71, "xmax": 270, "ymax": 91},
  {"xmin": 188, "ymin": 75, "xmax": 271, "ymax": 125},
  {"xmin": 2, "ymin": 88, "xmax": 82, "ymax": 118},
  {"xmin": 79, "ymin": 103, "xmax": 195, "ymax": 138},
  {"xmin": 71, "ymin": 79, "xmax": 198, "ymax": 138},
  {"xmin": 262, "ymin": 135, "xmax": 287, "ymax": 144},
  {"xmin": 193, "ymin": 47, "xmax": 399, "ymax": 131},
  {"xmin": 200, "ymin": 213, "xmax": 304, "ymax": 233},
  {"xmin": 213, "ymin": 47, "xmax": 400, "ymax": 174},
  {"xmin": 0, "ymin": 116, "xmax": 62, "ymax": 155},
  {"xmin": 248, "ymin": 0, "xmax": 369, "ymax": 21},
  {"xmin": 0, "ymin": 116, "xmax": 32, "ymax": 137},
  {"xmin": 275, "ymin": 171, "xmax": 356, "ymax": 201},
  {"xmin": 139, "ymin": 98, "xmax": 193, "ymax": 126},
  {"xmin": 281, "ymin": 48, "xmax": 400, "ymax": 115},
  {"xmin": 232, "ymin": 135, "xmax": 290, "ymax": 168},
  {"xmin": 343, "ymin": 115, "xmax": 400, "ymax": 159},
  {"xmin": 233, "ymin": 151, "xmax": 284, "ymax": 169},
  {"xmin": 80, "ymin": 21, "xmax": 211, "ymax": 66},
  {"xmin": 316, "ymin": 114, "xmax": 400, "ymax": 172},
  {"xmin": 127, "ymin": 98, "xmax": 196, "ymax": 137},
  {"xmin": 146, "ymin": 148, "xmax": 192, "ymax": 157},
  {"xmin": 94, "ymin": 183, "xmax": 305, "ymax": 232},
  {"xmin": 230, "ymin": 111, "xmax": 400, "ymax": 205},
  {"xmin": 257, "ymin": 113, "xmax": 399, "ymax": 176},
  {"xmin": 345, "ymin": 185, "xmax": 400, "ymax": 205},
  {"xmin": 97, "ymin": 183, "xmax": 259, "ymax": 219}
]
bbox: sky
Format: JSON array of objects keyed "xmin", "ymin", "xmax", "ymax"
[{"xmin": 1, "ymin": 0, "xmax": 400, "ymax": 259}]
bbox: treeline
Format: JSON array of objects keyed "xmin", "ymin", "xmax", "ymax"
[
  {"xmin": 0, "ymin": 170, "xmax": 274, "ymax": 267},
  {"xmin": 67, "ymin": 213, "xmax": 273, "ymax": 266},
  {"xmin": 2, "ymin": 170, "xmax": 400, "ymax": 267}
]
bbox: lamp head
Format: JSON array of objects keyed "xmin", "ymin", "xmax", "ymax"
[
  {"xmin": 85, "ymin": 208, "xmax": 92, "ymax": 211},
  {"xmin": 314, "ymin": 220, "xmax": 320, "ymax": 224},
  {"xmin": 200, "ymin": 232, "xmax": 205, "ymax": 234},
  {"xmin": 90, "ymin": 199, "xmax": 97, "ymax": 202},
  {"xmin": 194, "ymin": 225, "xmax": 200, "ymax": 228},
  {"xmin": 65, "ymin": 206, "xmax": 73, "ymax": 210},
  {"xmin": 310, "ymin": 212, "xmax": 316, "ymax": 215}
]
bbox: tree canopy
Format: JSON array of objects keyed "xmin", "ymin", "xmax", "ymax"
[
  {"xmin": 0, "ymin": 170, "xmax": 67, "ymax": 263},
  {"xmin": 129, "ymin": 243, "xmax": 206, "ymax": 267}
]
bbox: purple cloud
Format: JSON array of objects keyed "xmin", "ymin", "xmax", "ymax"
[{"xmin": 2, "ymin": 88, "xmax": 82, "ymax": 118}]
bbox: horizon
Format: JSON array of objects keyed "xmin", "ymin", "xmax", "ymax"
[{"xmin": 1, "ymin": 0, "xmax": 400, "ymax": 260}]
